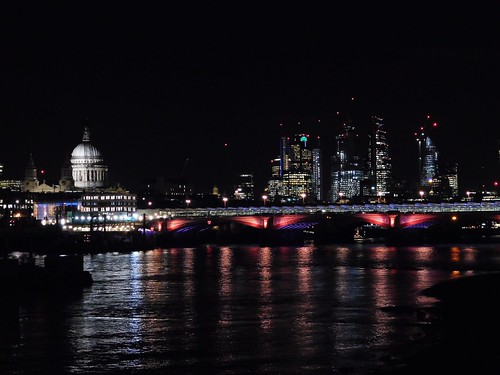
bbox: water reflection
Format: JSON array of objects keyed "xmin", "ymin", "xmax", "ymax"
[
  {"xmin": 3, "ymin": 243, "xmax": 500, "ymax": 374},
  {"xmin": 258, "ymin": 247, "xmax": 272, "ymax": 332},
  {"xmin": 216, "ymin": 246, "xmax": 234, "ymax": 368},
  {"xmin": 295, "ymin": 247, "xmax": 314, "ymax": 358}
]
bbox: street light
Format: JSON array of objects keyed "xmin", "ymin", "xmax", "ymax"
[
  {"xmin": 185, "ymin": 199, "xmax": 191, "ymax": 208},
  {"xmin": 300, "ymin": 193, "xmax": 306, "ymax": 205},
  {"xmin": 222, "ymin": 197, "xmax": 228, "ymax": 208},
  {"xmin": 419, "ymin": 191, "xmax": 424, "ymax": 200},
  {"xmin": 262, "ymin": 195, "xmax": 268, "ymax": 206}
]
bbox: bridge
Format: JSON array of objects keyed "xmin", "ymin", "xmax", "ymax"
[{"xmin": 147, "ymin": 201, "xmax": 500, "ymax": 246}]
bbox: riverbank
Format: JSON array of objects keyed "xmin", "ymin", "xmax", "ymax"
[{"xmin": 372, "ymin": 272, "xmax": 500, "ymax": 374}]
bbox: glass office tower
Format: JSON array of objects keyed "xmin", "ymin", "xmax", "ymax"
[
  {"xmin": 367, "ymin": 116, "xmax": 392, "ymax": 197},
  {"xmin": 416, "ymin": 117, "xmax": 439, "ymax": 187},
  {"xmin": 331, "ymin": 122, "xmax": 365, "ymax": 202}
]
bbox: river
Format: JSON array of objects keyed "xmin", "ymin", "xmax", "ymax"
[{"xmin": 2, "ymin": 243, "xmax": 500, "ymax": 374}]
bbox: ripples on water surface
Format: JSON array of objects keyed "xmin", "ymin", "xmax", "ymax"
[{"xmin": 2, "ymin": 243, "xmax": 500, "ymax": 374}]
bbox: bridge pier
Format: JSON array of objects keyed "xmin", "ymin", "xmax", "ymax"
[
  {"xmin": 385, "ymin": 227, "xmax": 426, "ymax": 245},
  {"xmin": 215, "ymin": 222, "xmax": 261, "ymax": 245}
]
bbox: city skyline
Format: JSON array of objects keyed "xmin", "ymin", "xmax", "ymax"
[
  {"xmin": 1, "ymin": 88, "xmax": 499, "ymax": 198},
  {"xmin": 1, "ymin": 4, "xmax": 499, "ymax": 195},
  {"xmin": 0, "ymin": 116, "xmax": 497, "ymax": 202}
]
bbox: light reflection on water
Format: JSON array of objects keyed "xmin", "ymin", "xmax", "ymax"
[{"xmin": 2, "ymin": 243, "xmax": 500, "ymax": 374}]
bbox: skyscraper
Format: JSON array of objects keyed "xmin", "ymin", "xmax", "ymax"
[
  {"xmin": 421, "ymin": 137, "xmax": 439, "ymax": 186},
  {"xmin": 283, "ymin": 134, "xmax": 313, "ymax": 200},
  {"xmin": 311, "ymin": 139, "xmax": 322, "ymax": 201},
  {"xmin": 233, "ymin": 173, "xmax": 254, "ymax": 201},
  {"xmin": 267, "ymin": 134, "xmax": 317, "ymax": 203},
  {"xmin": 331, "ymin": 122, "xmax": 365, "ymax": 202},
  {"xmin": 415, "ymin": 116, "xmax": 439, "ymax": 188},
  {"xmin": 367, "ymin": 116, "xmax": 392, "ymax": 197},
  {"xmin": 265, "ymin": 157, "xmax": 281, "ymax": 198},
  {"xmin": 432, "ymin": 162, "xmax": 458, "ymax": 199},
  {"xmin": 279, "ymin": 136, "xmax": 291, "ymax": 177}
]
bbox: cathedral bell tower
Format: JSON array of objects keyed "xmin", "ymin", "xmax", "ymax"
[{"xmin": 23, "ymin": 153, "xmax": 39, "ymax": 192}]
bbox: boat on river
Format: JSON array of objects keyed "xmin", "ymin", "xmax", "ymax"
[{"xmin": 0, "ymin": 254, "xmax": 93, "ymax": 297}]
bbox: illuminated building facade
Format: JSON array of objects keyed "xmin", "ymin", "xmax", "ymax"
[
  {"xmin": 421, "ymin": 137, "xmax": 438, "ymax": 185},
  {"xmin": 0, "ymin": 180, "xmax": 22, "ymax": 191},
  {"xmin": 331, "ymin": 122, "xmax": 365, "ymax": 201},
  {"xmin": 416, "ymin": 117, "xmax": 439, "ymax": 187},
  {"xmin": 37, "ymin": 187, "xmax": 139, "ymax": 232},
  {"xmin": 233, "ymin": 173, "xmax": 254, "ymax": 201},
  {"xmin": 265, "ymin": 157, "xmax": 281, "ymax": 199},
  {"xmin": 431, "ymin": 162, "xmax": 459, "ymax": 199},
  {"xmin": 0, "ymin": 190, "xmax": 34, "ymax": 221},
  {"xmin": 267, "ymin": 134, "xmax": 316, "ymax": 203},
  {"xmin": 281, "ymin": 171, "xmax": 310, "ymax": 199},
  {"xmin": 33, "ymin": 193, "xmax": 80, "ymax": 222},
  {"xmin": 367, "ymin": 116, "xmax": 392, "ymax": 197},
  {"xmin": 63, "ymin": 190, "xmax": 138, "ymax": 232},
  {"xmin": 78, "ymin": 189, "xmax": 136, "ymax": 214},
  {"xmin": 270, "ymin": 157, "xmax": 280, "ymax": 178},
  {"xmin": 279, "ymin": 136, "xmax": 291, "ymax": 177},
  {"xmin": 71, "ymin": 126, "xmax": 108, "ymax": 189},
  {"xmin": 312, "ymin": 145, "xmax": 322, "ymax": 201}
]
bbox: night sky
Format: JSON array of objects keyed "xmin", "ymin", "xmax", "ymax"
[{"xmin": 1, "ymin": 4, "xmax": 499, "ymax": 196}]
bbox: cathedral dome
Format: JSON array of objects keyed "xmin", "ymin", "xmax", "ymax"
[
  {"xmin": 70, "ymin": 125, "xmax": 108, "ymax": 189},
  {"xmin": 71, "ymin": 126, "xmax": 103, "ymax": 163}
]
